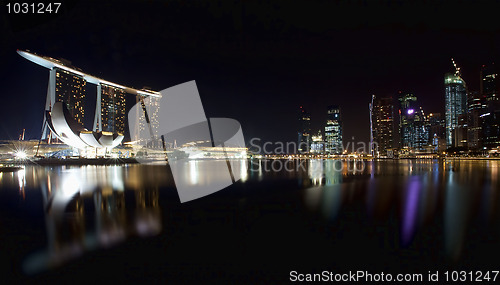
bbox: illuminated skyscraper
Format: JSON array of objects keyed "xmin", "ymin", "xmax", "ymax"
[
  {"xmin": 481, "ymin": 64, "xmax": 500, "ymax": 104},
  {"xmin": 413, "ymin": 108, "xmax": 430, "ymax": 150},
  {"xmin": 310, "ymin": 131, "xmax": 324, "ymax": 153},
  {"xmin": 298, "ymin": 106, "xmax": 311, "ymax": 153},
  {"xmin": 370, "ymin": 95, "xmax": 394, "ymax": 157},
  {"xmin": 325, "ymin": 105, "xmax": 342, "ymax": 154},
  {"xmin": 429, "ymin": 113, "xmax": 446, "ymax": 152},
  {"xmin": 55, "ymin": 68, "xmax": 86, "ymax": 127},
  {"xmin": 398, "ymin": 92, "xmax": 417, "ymax": 148},
  {"xmin": 398, "ymin": 93, "xmax": 430, "ymax": 152},
  {"xmin": 132, "ymin": 93, "xmax": 161, "ymax": 145},
  {"xmin": 100, "ymin": 84, "xmax": 126, "ymax": 134},
  {"xmin": 445, "ymin": 59, "xmax": 467, "ymax": 148},
  {"xmin": 467, "ymin": 91, "xmax": 486, "ymax": 150}
]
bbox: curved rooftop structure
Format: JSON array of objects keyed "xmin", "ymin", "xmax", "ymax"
[
  {"xmin": 17, "ymin": 50, "xmax": 161, "ymax": 98},
  {"xmin": 19, "ymin": 49, "xmax": 160, "ymax": 152}
]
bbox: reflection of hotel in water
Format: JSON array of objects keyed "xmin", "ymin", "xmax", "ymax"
[{"xmin": 12, "ymin": 165, "xmax": 165, "ymax": 273}]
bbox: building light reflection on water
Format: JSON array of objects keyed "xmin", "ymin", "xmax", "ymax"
[
  {"xmin": 189, "ymin": 160, "xmax": 199, "ymax": 185},
  {"xmin": 302, "ymin": 159, "xmax": 500, "ymax": 261},
  {"xmin": 0, "ymin": 165, "xmax": 166, "ymax": 274},
  {"xmin": 0, "ymin": 159, "xmax": 499, "ymax": 271}
]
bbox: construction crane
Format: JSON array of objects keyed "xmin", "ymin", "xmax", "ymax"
[{"xmin": 451, "ymin": 58, "xmax": 461, "ymax": 77}]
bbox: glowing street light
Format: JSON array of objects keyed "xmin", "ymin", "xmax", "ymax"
[{"xmin": 14, "ymin": 150, "xmax": 27, "ymax": 160}]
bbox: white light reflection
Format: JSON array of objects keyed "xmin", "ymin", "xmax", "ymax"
[
  {"xmin": 239, "ymin": 159, "xmax": 248, "ymax": 182},
  {"xmin": 189, "ymin": 160, "xmax": 199, "ymax": 185},
  {"xmin": 308, "ymin": 159, "xmax": 324, "ymax": 185},
  {"xmin": 17, "ymin": 167, "xmax": 26, "ymax": 199}
]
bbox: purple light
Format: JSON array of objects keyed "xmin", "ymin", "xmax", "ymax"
[
  {"xmin": 407, "ymin": 109, "xmax": 415, "ymax": 115},
  {"xmin": 402, "ymin": 178, "xmax": 420, "ymax": 247}
]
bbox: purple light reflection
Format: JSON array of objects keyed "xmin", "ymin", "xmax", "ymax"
[{"xmin": 401, "ymin": 178, "xmax": 420, "ymax": 247}]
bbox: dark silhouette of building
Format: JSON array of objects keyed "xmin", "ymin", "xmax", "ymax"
[
  {"xmin": 370, "ymin": 95, "xmax": 394, "ymax": 157},
  {"xmin": 298, "ymin": 106, "xmax": 311, "ymax": 153}
]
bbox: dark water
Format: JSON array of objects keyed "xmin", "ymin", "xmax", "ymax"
[{"xmin": 1, "ymin": 159, "xmax": 500, "ymax": 283}]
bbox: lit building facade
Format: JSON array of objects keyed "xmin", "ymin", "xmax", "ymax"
[
  {"xmin": 371, "ymin": 95, "xmax": 394, "ymax": 157},
  {"xmin": 132, "ymin": 94, "xmax": 161, "ymax": 146},
  {"xmin": 467, "ymin": 91, "xmax": 486, "ymax": 150},
  {"xmin": 413, "ymin": 108, "xmax": 430, "ymax": 151},
  {"xmin": 398, "ymin": 93, "xmax": 430, "ymax": 152},
  {"xmin": 428, "ymin": 113, "xmax": 446, "ymax": 152},
  {"xmin": 445, "ymin": 70, "xmax": 467, "ymax": 148},
  {"xmin": 398, "ymin": 92, "xmax": 417, "ymax": 148},
  {"xmin": 310, "ymin": 131, "xmax": 324, "ymax": 153},
  {"xmin": 100, "ymin": 84, "xmax": 126, "ymax": 134},
  {"xmin": 325, "ymin": 105, "xmax": 342, "ymax": 154},
  {"xmin": 55, "ymin": 68, "xmax": 86, "ymax": 127}
]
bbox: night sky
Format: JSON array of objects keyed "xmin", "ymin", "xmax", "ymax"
[{"xmin": 1, "ymin": 0, "xmax": 500, "ymax": 146}]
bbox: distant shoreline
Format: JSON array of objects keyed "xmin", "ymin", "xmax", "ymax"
[
  {"xmin": 2, "ymin": 156, "xmax": 500, "ymax": 166},
  {"xmin": 5, "ymin": 158, "xmax": 140, "ymax": 166}
]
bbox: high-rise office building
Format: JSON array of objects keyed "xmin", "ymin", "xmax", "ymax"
[
  {"xmin": 398, "ymin": 93, "xmax": 430, "ymax": 152},
  {"xmin": 428, "ymin": 113, "xmax": 446, "ymax": 152},
  {"xmin": 445, "ymin": 60, "xmax": 468, "ymax": 148},
  {"xmin": 100, "ymin": 84, "xmax": 127, "ymax": 134},
  {"xmin": 481, "ymin": 64, "xmax": 500, "ymax": 105},
  {"xmin": 55, "ymin": 68, "xmax": 86, "ymax": 127},
  {"xmin": 480, "ymin": 64, "xmax": 500, "ymax": 148},
  {"xmin": 370, "ymin": 95, "xmax": 394, "ymax": 157},
  {"xmin": 413, "ymin": 107, "xmax": 430, "ymax": 150},
  {"xmin": 398, "ymin": 92, "xmax": 417, "ymax": 148},
  {"xmin": 310, "ymin": 131, "xmax": 324, "ymax": 153},
  {"xmin": 454, "ymin": 113, "xmax": 468, "ymax": 148},
  {"xmin": 325, "ymin": 105, "xmax": 342, "ymax": 154},
  {"xmin": 467, "ymin": 90, "xmax": 486, "ymax": 150},
  {"xmin": 132, "ymin": 93, "xmax": 162, "ymax": 146},
  {"xmin": 298, "ymin": 106, "xmax": 311, "ymax": 153}
]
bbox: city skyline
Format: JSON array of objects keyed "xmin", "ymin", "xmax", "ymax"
[
  {"xmin": 2, "ymin": 1, "xmax": 500, "ymax": 146},
  {"xmin": 2, "ymin": 2, "xmax": 500, "ymax": 282},
  {"xmin": 7, "ymin": 49, "xmax": 500, "ymax": 153}
]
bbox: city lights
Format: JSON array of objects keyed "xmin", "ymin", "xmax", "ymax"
[{"xmin": 14, "ymin": 150, "xmax": 27, "ymax": 160}]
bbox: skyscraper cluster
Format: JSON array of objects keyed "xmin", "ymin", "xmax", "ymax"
[
  {"xmin": 370, "ymin": 59, "xmax": 500, "ymax": 158},
  {"xmin": 297, "ymin": 105, "xmax": 343, "ymax": 154}
]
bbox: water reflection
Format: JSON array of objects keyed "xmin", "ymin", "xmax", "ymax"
[
  {"xmin": 0, "ymin": 165, "xmax": 166, "ymax": 274},
  {"xmin": 0, "ymin": 159, "xmax": 499, "ymax": 274},
  {"xmin": 303, "ymin": 159, "xmax": 500, "ymax": 261}
]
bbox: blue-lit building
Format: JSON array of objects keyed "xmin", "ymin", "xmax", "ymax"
[
  {"xmin": 398, "ymin": 93, "xmax": 417, "ymax": 148},
  {"xmin": 398, "ymin": 92, "xmax": 430, "ymax": 152},
  {"xmin": 310, "ymin": 131, "xmax": 325, "ymax": 153},
  {"xmin": 325, "ymin": 105, "xmax": 342, "ymax": 154}
]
